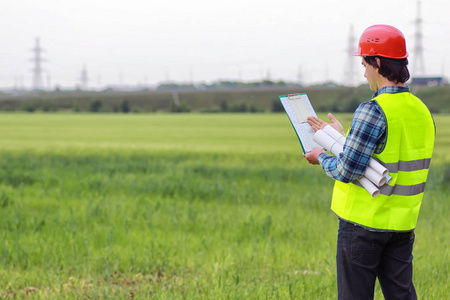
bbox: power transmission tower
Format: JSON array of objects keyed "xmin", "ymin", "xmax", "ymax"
[
  {"xmin": 47, "ymin": 73, "xmax": 52, "ymax": 90},
  {"xmin": 31, "ymin": 38, "xmax": 45, "ymax": 90},
  {"xmin": 413, "ymin": 0, "xmax": 425, "ymax": 76},
  {"xmin": 344, "ymin": 24, "xmax": 357, "ymax": 86},
  {"xmin": 265, "ymin": 68, "xmax": 271, "ymax": 81},
  {"xmin": 80, "ymin": 64, "xmax": 88, "ymax": 90},
  {"xmin": 297, "ymin": 65, "xmax": 303, "ymax": 86}
]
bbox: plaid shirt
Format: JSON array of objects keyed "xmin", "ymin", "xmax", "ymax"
[{"xmin": 318, "ymin": 86, "xmax": 411, "ymax": 183}]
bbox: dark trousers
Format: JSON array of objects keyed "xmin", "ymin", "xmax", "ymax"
[{"xmin": 337, "ymin": 219, "xmax": 417, "ymax": 300}]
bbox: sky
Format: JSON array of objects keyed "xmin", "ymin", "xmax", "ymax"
[{"xmin": 1, "ymin": 0, "xmax": 449, "ymax": 90}]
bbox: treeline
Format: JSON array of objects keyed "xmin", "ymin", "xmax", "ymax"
[
  {"xmin": 0, "ymin": 84, "xmax": 448, "ymax": 113},
  {"xmin": 156, "ymin": 80, "xmax": 298, "ymax": 91}
]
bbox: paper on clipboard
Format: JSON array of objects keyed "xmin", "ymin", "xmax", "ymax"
[{"xmin": 279, "ymin": 93, "xmax": 321, "ymax": 154}]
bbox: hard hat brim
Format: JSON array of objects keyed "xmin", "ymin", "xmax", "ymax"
[{"xmin": 350, "ymin": 51, "xmax": 409, "ymax": 59}]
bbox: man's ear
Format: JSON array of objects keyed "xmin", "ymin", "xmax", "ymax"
[{"xmin": 375, "ymin": 57, "xmax": 381, "ymax": 69}]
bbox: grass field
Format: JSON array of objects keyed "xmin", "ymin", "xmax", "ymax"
[{"xmin": 0, "ymin": 113, "xmax": 448, "ymax": 299}]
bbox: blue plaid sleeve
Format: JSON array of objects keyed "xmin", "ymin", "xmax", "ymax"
[{"xmin": 318, "ymin": 101, "xmax": 386, "ymax": 183}]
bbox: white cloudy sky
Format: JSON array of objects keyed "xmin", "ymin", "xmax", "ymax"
[{"xmin": 1, "ymin": 0, "xmax": 449, "ymax": 89}]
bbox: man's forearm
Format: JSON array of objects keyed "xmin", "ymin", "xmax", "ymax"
[{"xmin": 318, "ymin": 152, "xmax": 365, "ymax": 183}]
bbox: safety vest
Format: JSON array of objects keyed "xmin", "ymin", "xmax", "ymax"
[{"xmin": 331, "ymin": 92, "xmax": 435, "ymax": 231}]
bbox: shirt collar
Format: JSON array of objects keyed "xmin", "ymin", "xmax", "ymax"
[{"xmin": 373, "ymin": 85, "xmax": 410, "ymax": 98}]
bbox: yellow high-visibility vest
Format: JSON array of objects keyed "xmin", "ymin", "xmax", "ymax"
[{"xmin": 331, "ymin": 92, "xmax": 435, "ymax": 231}]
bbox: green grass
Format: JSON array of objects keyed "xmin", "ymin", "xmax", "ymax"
[
  {"xmin": 0, "ymin": 113, "xmax": 448, "ymax": 299},
  {"xmin": 0, "ymin": 114, "xmax": 299, "ymax": 154}
]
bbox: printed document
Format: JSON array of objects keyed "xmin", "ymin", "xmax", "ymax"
[{"xmin": 279, "ymin": 93, "xmax": 321, "ymax": 153}]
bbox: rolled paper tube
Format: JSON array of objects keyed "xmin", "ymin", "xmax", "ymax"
[
  {"xmin": 364, "ymin": 166, "xmax": 386, "ymax": 187},
  {"xmin": 313, "ymin": 130, "xmax": 333, "ymax": 150},
  {"xmin": 358, "ymin": 176, "xmax": 380, "ymax": 197},
  {"xmin": 385, "ymin": 174, "xmax": 393, "ymax": 184},
  {"xmin": 313, "ymin": 129, "xmax": 384, "ymax": 196},
  {"xmin": 368, "ymin": 159, "xmax": 389, "ymax": 177},
  {"xmin": 313, "ymin": 130, "xmax": 343, "ymax": 157},
  {"xmin": 323, "ymin": 125, "xmax": 346, "ymax": 145},
  {"xmin": 323, "ymin": 126, "xmax": 389, "ymax": 177},
  {"xmin": 330, "ymin": 142, "xmax": 344, "ymax": 157}
]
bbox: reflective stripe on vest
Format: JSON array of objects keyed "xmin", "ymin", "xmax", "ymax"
[
  {"xmin": 330, "ymin": 92, "xmax": 435, "ymax": 231},
  {"xmin": 354, "ymin": 180, "xmax": 426, "ymax": 196},
  {"xmin": 379, "ymin": 182, "xmax": 426, "ymax": 196},
  {"xmin": 383, "ymin": 158, "xmax": 431, "ymax": 173}
]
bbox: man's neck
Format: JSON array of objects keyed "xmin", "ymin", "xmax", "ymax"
[{"xmin": 376, "ymin": 77, "xmax": 405, "ymax": 91}]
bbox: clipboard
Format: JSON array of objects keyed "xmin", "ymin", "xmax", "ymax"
[{"xmin": 279, "ymin": 93, "xmax": 321, "ymax": 154}]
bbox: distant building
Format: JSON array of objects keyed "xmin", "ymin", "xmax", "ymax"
[{"xmin": 410, "ymin": 76, "xmax": 448, "ymax": 87}]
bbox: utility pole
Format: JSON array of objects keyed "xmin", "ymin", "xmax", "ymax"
[
  {"xmin": 413, "ymin": 0, "xmax": 425, "ymax": 76},
  {"xmin": 31, "ymin": 38, "xmax": 45, "ymax": 90},
  {"xmin": 344, "ymin": 24, "xmax": 357, "ymax": 86}
]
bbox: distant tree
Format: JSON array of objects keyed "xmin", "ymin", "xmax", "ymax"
[
  {"xmin": 121, "ymin": 99, "xmax": 130, "ymax": 113},
  {"xmin": 249, "ymin": 104, "xmax": 259, "ymax": 113},
  {"xmin": 271, "ymin": 100, "xmax": 284, "ymax": 112},
  {"xmin": 331, "ymin": 100, "xmax": 344, "ymax": 113},
  {"xmin": 262, "ymin": 80, "xmax": 274, "ymax": 87},
  {"xmin": 90, "ymin": 100, "xmax": 102, "ymax": 112},
  {"xmin": 275, "ymin": 80, "xmax": 287, "ymax": 87},
  {"xmin": 220, "ymin": 101, "xmax": 228, "ymax": 112},
  {"xmin": 345, "ymin": 96, "xmax": 360, "ymax": 112},
  {"xmin": 42, "ymin": 103, "xmax": 56, "ymax": 112},
  {"xmin": 230, "ymin": 103, "xmax": 247, "ymax": 112},
  {"xmin": 157, "ymin": 83, "xmax": 196, "ymax": 91},
  {"xmin": 22, "ymin": 103, "xmax": 36, "ymax": 112},
  {"xmin": 170, "ymin": 103, "xmax": 191, "ymax": 113},
  {"xmin": 72, "ymin": 104, "xmax": 81, "ymax": 113}
]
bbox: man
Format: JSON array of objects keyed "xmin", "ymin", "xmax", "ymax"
[{"xmin": 303, "ymin": 24, "xmax": 435, "ymax": 300}]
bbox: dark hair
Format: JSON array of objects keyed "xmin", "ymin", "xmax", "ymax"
[{"xmin": 364, "ymin": 56, "xmax": 410, "ymax": 84}]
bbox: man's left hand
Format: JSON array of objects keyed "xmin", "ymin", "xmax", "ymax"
[{"xmin": 303, "ymin": 147, "xmax": 325, "ymax": 165}]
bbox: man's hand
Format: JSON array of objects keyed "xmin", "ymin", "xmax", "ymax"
[
  {"xmin": 307, "ymin": 113, "xmax": 345, "ymax": 135},
  {"xmin": 303, "ymin": 147, "xmax": 325, "ymax": 165}
]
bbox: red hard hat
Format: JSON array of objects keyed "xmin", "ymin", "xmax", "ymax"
[{"xmin": 352, "ymin": 24, "xmax": 408, "ymax": 59}]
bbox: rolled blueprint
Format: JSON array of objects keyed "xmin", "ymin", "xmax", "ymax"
[
  {"xmin": 385, "ymin": 174, "xmax": 393, "ymax": 184},
  {"xmin": 313, "ymin": 130, "xmax": 343, "ymax": 157},
  {"xmin": 313, "ymin": 129, "xmax": 388, "ymax": 196},
  {"xmin": 323, "ymin": 125, "xmax": 346, "ymax": 145},
  {"xmin": 364, "ymin": 165, "xmax": 386, "ymax": 187},
  {"xmin": 369, "ymin": 159, "xmax": 388, "ymax": 177},
  {"xmin": 323, "ymin": 125, "xmax": 389, "ymax": 177},
  {"xmin": 358, "ymin": 176, "xmax": 381, "ymax": 197},
  {"xmin": 314, "ymin": 130, "xmax": 385, "ymax": 186}
]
